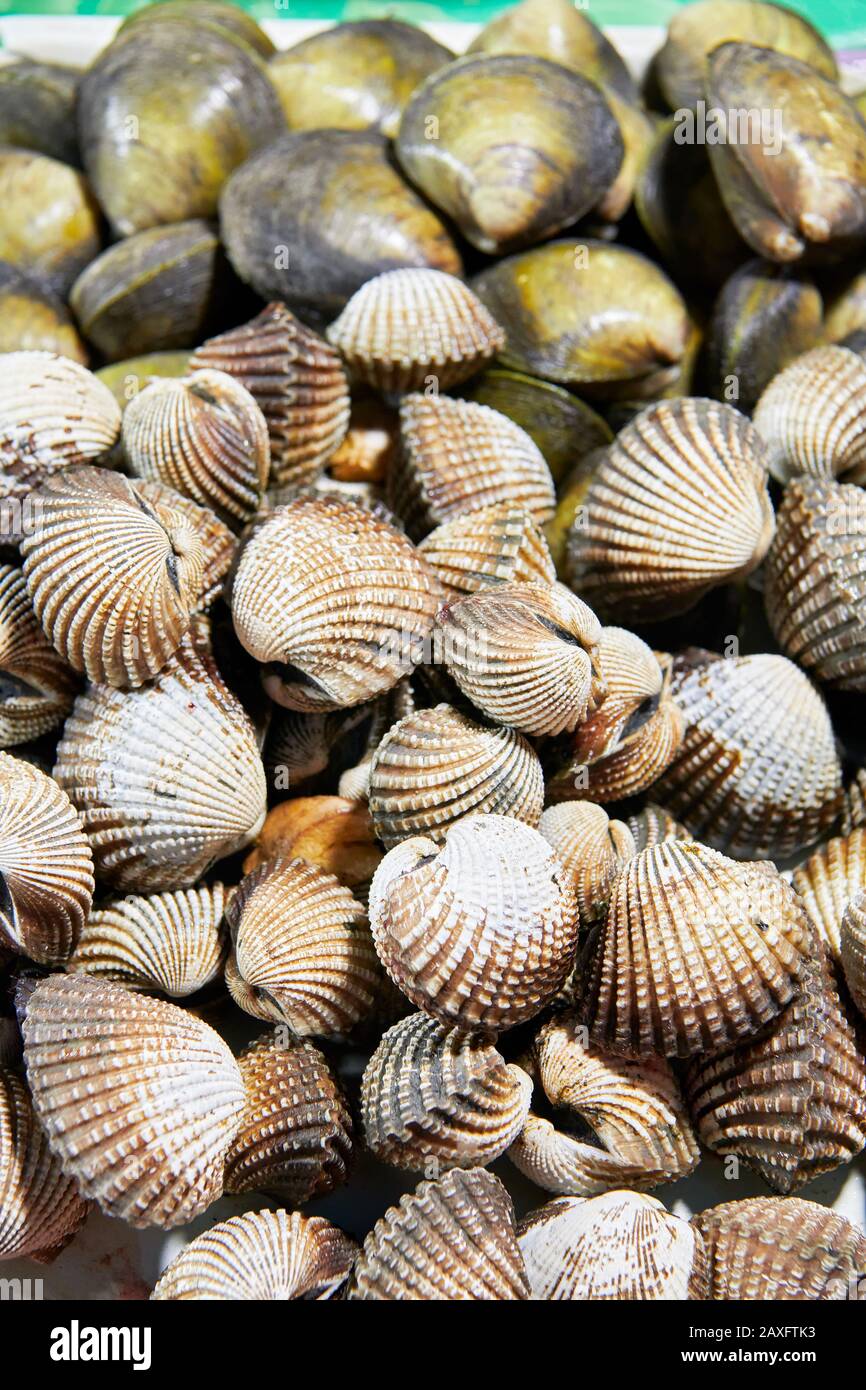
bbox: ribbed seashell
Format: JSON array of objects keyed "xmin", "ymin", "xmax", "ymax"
[
  {"xmin": 225, "ymin": 856, "xmax": 381, "ymax": 1038},
  {"xmin": 369, "ymin": 703, "xmax": 544, "ymax": 849},
  {"xmin": 436, "ymin": 581, "xmax": 604, "ymax": 737},
  {"xmin": 20, "ymin": 466, "xmax": 206, "ymax": 688},
  {"xmin": 189, "ymin": 302, "xmax": 351, "ymax": 490},
  {"xmin": 518, "ymin": 1192, "xmax": 708, "ymax": 1300},
  {"xmin": 361, "ymin": 1011, "xmax": 532, "ymax": 1173},
  {"xmin": 579, "ymin": 841, "xmax": 811, "ymax": 1059},
  {"xmin": 133, "ymin": 479, "xmax": 235, "ymax": 611},
  {"xmin": 792, "ymin": 829, "xmax": 866, "ymax": 961},
  {"xmin": 53, "ymin": 632, "xmax": 267, "ymax": 891},
  {"xmin": 334, "ymin": 679, "xmax": 416, "ymax": 805},
  {"xmin": 625, "ymin": 803, "xmax": 691, "ymax": 852},
  {"xmin": 230, "ymin": 496, "xmax": 441, "ymax": 711},
  {"xmin": 0, "ymin": 752, "xmax": 93, "ymax": 966},
  {"xmin": 122, "ymin": 369, "xmax": 270, "ymax": 528},
  {"xmin": 418, "ymin": 502, "xmax": 556, "ymax": 596},
  {"xmin": 0, "ymin": 1067, "xmax": 88, "ymax": 1261},
  {"xmin": 539, "ymin": 803, "xmax": 635, "ymax": 925},
  {"xmin": 152, "ymin": 1210, "xmax": 358, "ymax": 1300},
  {"xmin": 655, "ymin": 651, "xmax": 844, "ymax": 860},
  {"xmin": 0, "ymin": 562, "xmax": 77, "ymax": 747},
  {"xmin": 369, "ymin": 814, "xmax": 579, "ymax": 1034},
  {"xmin": 752, "ymin": 345, "xmax": 866, "ymax": 484},
  {"xmin": 764, "ymin": 477, "xmax": 866, "ymax": 690},
  {"xmin": 243, "ymin": 797, "xmax": 382, "ymax": 894},
  {"xmin": 685, "ymin": 945, "xmax": 866, "ymax": 1193},
  {"xmin": 23, "ymin": 974, "xmax": 245, "ymax": 1229},
  {"xmin": 509, "ymin": 1015, "xmax": 699, "ymax": 1197},
  {"xmin": 224, "ymin": 1030, "xmax": 353, "ymax": 1201},
  {"xmin": 348, "ymin": 1167, "xmax": 530, "ymax": 1300},
  {"xmin": 390, "ymin": 394, "xmax": 556, "ymax": 541},
  {"xmin": 326, "ymin": 269, "xmax": 505, "ymax": 394},
  {"xmin": 67, "ymin": 884, "xmax": 228, "ymax": 997},
  {"xmin": 842, "ymin": 892, "xmax": 866, "ymax": 1017},
  {"xmin": 843, "ymin": 769, "xmax": 866, "ymax": 835},
  {"xmin": 568, "ymin": 399, "xmax": 774, "ymax": 621},
  {"xmin": 264, "ymin": 703, "xmax": 373, "ymax": 794},
  {"xmin": 693, "ymin": 1197, "xmax": 866, "ymax": 1300}
]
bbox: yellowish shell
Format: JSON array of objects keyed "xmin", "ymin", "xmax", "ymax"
[
  {"xmin": 753, "ymin": 344, "xmax": 866, "ymax": 483},
  {"xmin": 0, "ymin": 562, "xmax": 77, "ymax": 747},
  {"xmin": 243, "ymin": 796, "xmax": 382, "ymax": 892},
  {"xmin": 842, "ymin": 892, "xmax": 866, "ymax": 1017},
  {"xmin": 0, "ymin": 1067, "xmax": 89, "ymax": 1262},
  {"xmin": 418, "ymin": 502, "xmax": 556, "ymax": 595},
  {"xmin": 792, "ymin": 828, "xmax": 866, "ymax": 961},
  {"xmin": 539, "ymin": 802, "xmax": 635, "ymax": 924}
]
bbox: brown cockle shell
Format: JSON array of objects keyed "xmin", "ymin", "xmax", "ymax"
[
  {"xmin": 753, "ymin": 344, "xmax": 866, "ymax": 484},
  {"xmin": 243, "ymin": 796, "xmax": 382, "ymax": 891},
  {"xmin": 0, "ymin": 562, "xmax": 77, "ymax": 747},
  {"xmin": 0, "ymin": 1067, "xmax": 89, "ymax": 1262},
  {"xmin": 842, "ymin": 892, "xmax": 866, "ymax": 1017},
  {"xmin": 792, "ymin": 829, "xmax": 866, "ymax": 961},
  {"xmin": 843, "ymin": 770, "xmax": 866, "ymax": 835},
  {"xmin": 134, "ymin": 478, "xmax": 235, "ymax": 611},
  {"xmin": 625, "ymin": 803, "xmax": 691, "ymax": 852},
  {"xmin": 418, "ymin": 502, "xmax": 556, "ymax": 596},
  {"xmin": 23, "ymin": 974, "xmax": 245, "ymax": 1229},
  {"xmin": 539, "ymin": 802, "xmax": 635, "ymax": 925}
]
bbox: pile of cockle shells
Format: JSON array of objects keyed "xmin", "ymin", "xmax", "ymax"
[{"xmin": 2, "ymin": 0, "xmax": 866, "ymax": 1302}]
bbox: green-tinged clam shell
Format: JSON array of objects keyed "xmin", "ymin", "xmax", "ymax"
[
  {"xmin": 96, "ymin": 352, "xmax": 192, "ymax": 411},
  {"xmin": 596, "ymin": 90, "xmax": 655, "ymax": 223},
  {"xmin": 824, "ymin": 270, "xmax": 866, "ymax": 346},
  {"xmin": 0, "ymin": 262, "xmax": 87, "ymax": 363},
  {"xmin": 467, "ymin": 0, "xmax": 638, "ymax": 102},
  {"xmin": 0, "ymin": 146, "xmax": 100, "ymax": 298},
  {"xmin": 117, "ymin": 0, "xmax": 276, "ymax": 57},
  {"xmin": 463, "ymin": 370, "xmax": 612, "ymax": 484},
  {"xmin": 544, "ymin": 447, "xmax": 608, "ymax": 576},
  {"xmin": 0, "ymin": 56, "xmax": 80, "ymax": 165}
]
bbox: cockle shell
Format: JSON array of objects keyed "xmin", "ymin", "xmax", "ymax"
[
  {"xmin": 625, "ymin": 803, "xmax": 691, "ymax": 852},
  {"xmin": 326, "ymin": 268, "xmax": 505, "ymax": 394},
  {"xmin": 224, "ymin": 1029, "xmax": 354, "ymax": 1202},
  {"xmin": 508, "ymin": 1014, "xmax": 699, "ymax": 1196},
  {"xmin": 0, "ymin": 752, "xmax": 93, "ymax": 966},
  {"xmin": 189, "ymin": 302, "xmax": 351, "ymax": 490},
  {"xmin": 336, "ymin": 680, "xmax": 416, "ymax": 805},
  {"xmin": 243, "ymin": 796, "xmax": 382, "ymax": 892},
  {"xmin": 792, "ymin": 829, "xmax": 866, "ymax": 961},
  {"xmin": 152, "ymin": 1210, "xmax": 358, "ymax": 1300},
  {"xmin": 361, "ymin": 1011, "xmax": 532, "ymax": 1172},
  {"xmin": 0, "ymin": 1067, "xmax": 88, "ymax": 1261},
  {"xmin": 517, "ymin": 1192, "xmax": 708, "ymax": 1300},
  {"xmin": 567, "ymin": 398, "xmax": 774, "ymax": 621},
  {"xmin": 122, "ymin": 369, "xmax": 270, "ymax": 528},
  {"xmin": 693, "ymin": 1196, "xmax": 866, "ymax": 1300},
  {"xmin": 655, "ymin": 650, "xmax": 844, "ymax": 860},
  {"xmin": 67, "ymin": 883, "xmax": 229, "ymax": 997},
  {"xmin": 53, "ymin": 630, "xmax": 267, "ymax": 892},
  {"xmin": 390, "ymin": 393, "xmax": 556, "ymax": 541},
  {"xmin": 23, "ymin": 974, "xmax": 245, "ymax": 1229},
  {"xmin": 0, "ymin": 562, "xmax": 77, "ymax": 746},
  {"xmin": 436, "ymin": 581, "xmax": 604, "ymax": 737},
  {"xmin": 418, "ymin": 502, "xmax": 556, "ymax": 596},
  {"xmin": 579, "ymin": 841, "xmax": 811, "ymax": 1059},
  {"xmin": 369, "ymin": 814, "xmax": 580, "ymax": 1033},
  {"xmin": 225, "ymin": 856, "xmax": 381, "ymax": 1038},
  {"xmin": 347, "ymin": 1167, "xmax": 530, "ymax": 1300},
  {"xmin": 843, "ymin": 769, "xmax": 866, "ymax": 835},
  {"xmin": 368, "ymin": 703, "xmax": 544, "ymax": 849},
  {"xmin": 753, "ymin": 345, "xmax": 866, "ymax": 484},
  {"xmin": 842, "ymin": 892, "xmax": 866, "ymax": 1016},
  {"xmin": 230, "ymin": 495, "xmax": 441, "ymax": 711},
  {"xmin": 539, "ymin": 802, "xmax": 635, "ymax": 925},
  {"xmin": 263, "ymin": 703, "xmax": 373, "ymax": 794},
  {"xmin": 328, "ymin": 394, "xmax": 398, "ymax": 483},
  {"xmin": 134, "ymin": 478, "xmax": 235, "ymax": 611}
]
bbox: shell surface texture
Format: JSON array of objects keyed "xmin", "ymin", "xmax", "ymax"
[
  {"xmin": 841, "ymin": 891, "xmax": 866, "ymax": 1017},
  {"xmin": 539, "ymin": 802, "xmax": 636, "ymax": 925},
  {"xmin": 418, "ymin": 501, "xmax": 556, "ymax": 596},
  {"xmin": 0, "ymin": 561, "xmax": 78, "ymax": 747},
  {"xmin": 0, "ymin": 1066, "xmax": 89, "ymax": 1262},
  {"xmin": 753, "ymin": 344, "xmax": 866, "ymax": 484},
  {"xmin": 792, "ymin": 828, "xmax": 866, "ymax": 961}
]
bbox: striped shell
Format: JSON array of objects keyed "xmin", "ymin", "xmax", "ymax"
[
  {"xmin": 752, "ymin": 345, "xmax": 866, "ymax": 484},
  {"xmin": 539, "ymin": 802, "xmax": 636, "ymax": 925},
  {"xmin": 224, "ymin": 1029, "xmax": 354, "ymax": 1202},
  {"xmin": 134, "ymin": 478, "xmax": 235, "ymax": 611},
  {"xmin": 264, "ymin": 703, "xmax": 373, "ymax": 794},
  {"xmin": 0, "ymin": 1067, "xmax": 89, "ymax": 1261},
  {"xmin": 122, "ymin": 369, "xmax": 270, "ymax": 527},
  {"xmin": 368, "ymin": 703, "xmax": 544, "ymax": 849},
  {"xmin": 418, "ymin": 502, "xmax": 556, "ymax": 596},
  {"xmin": 579, "ymin": 841, "xmax": 811, "ymax": 1059},
  {"xmin": 348, "ymin": 1167, "xmax": 530, "ymax": 1300},
  {"xmin": 230, "ymin": 495, "xmax": 442, "ymax": 711},
  {"xmin": 791, "ymin": 829, "xmax": 866, "ymax": 961},
  {"xmin": 390, "ymin": 393, "xmax": 556, "ymax": 541},
  {"xmin": 20, "ymin": 466, "xmax": 206, "ymax": 688},
  {"xmin": 361, "ymin": 1011, "xmax": 532, "ymax": 1172},
  {"xmin": 0, "ymin": 562, "xmax": 77, "ymax": 746},
  {"xmin": 243, "ymin": 796, "xmax": 382, "ymax": 892},
  {"xmin": 843, "ymin": 769, "xmax": 866, "ymax": 835},
  {"xmin": 368, "ymin": 814, "xmax": 580, "ymax": 1034},
  {"xmin": 436, "ymin": 581, "xmax": 605, "ymax": 737},
  {"xmin": 625, "ymin": 803, "xmax": 691, "ymax": 852},
  {"xmin": 326, "ymin": 268, "xmax": 505, "ymax": 393},
  {"xmin": 842, "ymin": 892, "xmax": 866, "ymax": 1016},
  {"xmin": 152, "ymin": 1210, "xmax": 358, "ymax": 1300},
  {"xmin": 189, "ymin": 302, "xmax": 351, "ymax": 490},
  {"xmin": 0, "ymin": 752, "xmax": 93, "ymax": 966},
  {"xmin": 67, "ymin": 883, "xmax": 229, "ymax": 997},
  {"xmin": 23, "ymin": 974, "xmax": 245, "ymax": 1229},
  {"xmin": 568, "ymin": 398, "xmax": 774, "ymax": 621},
  {"xmin": 225, "ymin": 856, "xmax": 381, "ymax": 1038},
  {"xmin": 693, "ymin": 1197, "xmax": 866, "ymax": 1300}
]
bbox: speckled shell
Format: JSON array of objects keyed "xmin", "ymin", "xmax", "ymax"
[
  {"xmin": 0, "ymin": 752, "xmax": 93, "ymax": 966},
  {"xmin": 225, "ymin": 856, "xmax": 381, "ymax": 1038},
  {"xmin": 579, "ymin": 841, "xmax": 811, "ymax": 1059},
  {"xmin": 0, "ymin": 1067, "xmax": 89, "ymax": 1261},
  {"xmin": 230, "ymin": 496, "xmax": 441, "ymax": 711},
  {"xmin": 418, "ymin": 502, "xmax": 556, "ymax": 596},
  {"xmin": 518, "ymin": 1192, "xmax": 708, "ymax": 1300},
  {"xmin": 369, "ymin": 703, "xmax": 544, "ymax": 849},
  {"xmin": 361, "ymin": 1011, "xmax": 532, "ymax": 1172},
  {"xmin": 189, "ymin": 302, "xmax": 351, "ymax": 490},
  {"xmin": 23, "ymin": 974, "xmax": 245, "ymax": 1229},
  {"xmin": 391, "ymin": 394, "xmax": 556, "ymax": 541},
  {"xmin": 67, "ymin": 883, "xmax": 228, "ymax": 997},
  {"xmin": 568, "ymin": 399, "xmax": 774, "ymax": 621},
  {"xmin": 753, "ymin": 345, "xmax": 866, "ymax": 484},
  {"xmin": 436, "ymin": 581, "xmax": 604, "ymax": 737},
  {"xmin": 134, "ymin": 478, "xmax": 235, "ymax": 611},
  {"xmin": 793, "ymin": 829, "xmax": 866, "ymax": 960},
  {"xmin": 152, "ymin": 1209, "xmax": 358, "ymax": 1300},
  {"xmin": 842, "ymin": 892, "xmax": 866, "ymax": 1016},
  {"xmin": 539, "ymin": 803, "xmax": 635, "ymax": 925},
  {"xmin": 0, "ymin": 562, "xmax": 77, "ymax": 746},
  {"xmin": 348, "ymin": 1167, "xmax": 530, "ymax": 1299},
  {"xmin": 693, "ymin": 1197, "xmax": 866, "ymax": 1300},
  {"xmin": 53, "ymin": 631, "xmax": 267, "ymax": 892},
  {"xmin": 369, "ymin": 814, "xmax": 580, "ymax": 1033},
  {"xmin": 224, "ymin": 1030, "xmax": 353, "ymax": 1202},
  {"xmin": 655, "ymin": 651, "xmax": 844, "ymax": 860}
]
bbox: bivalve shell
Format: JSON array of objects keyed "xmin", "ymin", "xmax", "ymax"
[
  {"xmin": 842, "ymin": 892, "xmax": 866, "ymax": 1017},
  {"xmin": 134, "ymin": 479, "xmax": 235, "ymax": 612},
  {"xmin": 792, "ymin": 829, "xmax": 866, "ymax": 961},
  {"xmin": 243, "ymin": 796, "xmax": 382, "ymax": 892},
  {"xmin": 0, "ymin": 1067, "xmax": 89, "ymax": 1261},
  {"xmin": 753, "ymin": 345, "xmax": 866, "ymax": 483},
  {"xmin": 418, "ymin": 502, "xmax": 556, "ymax": 596},
  {"xmin": 538, "ymin": 802, "xmax": 635, "ymax": 925},
  {"xmin": 0, "ymin": 562, "xmax": 77, "ymax": 746}
]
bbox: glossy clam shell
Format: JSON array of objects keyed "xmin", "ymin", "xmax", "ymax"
[
  {"xmin": 0, "ymin": 56, "xmax": 80, "ymax": 165},
  {"xmin": 841, "ymin": 892, "xmax": 866, "ymax": 1017},
  {"xmin": 753, "ymin": 345, "xmax": 866, "ymax": 483},
  {"xmin": 348, "ymin": 1167, "xmax": 530, "ymax": 1300},
  {"xmin": 467, "ymin": 0, "xmax": 638, "ymax": 100},
  {"xmin": 792, "ymin": 829, "xmax": 866, "ymax": 961},
  {"xmin": 0, "ymin": 562, "xmax": 77, "ymax": 746},
  {"xmin": 0, "ymin": 147, "xmax": 100, "ymax": 298},
  {"xmin": 244, "ymin": 796, "xmax": 382, "ymax": 892},
  {"xmin": 116, "ymin": 1, "xmax": 276, "ymax": 56},
  {"xmin": 463, "ymin": 369, "xmax": 613, "ymax": 485},
  {"xmin": 0, "ymin": 1067, "xmax": 88, "ymax": 1262},
  {"xmin": 418, "ymin": 502, "xmax": 556, "ymax": 596},
  {"xmin": 0, "ymin": 262, "xmax": 86, "ymax": 363},
  {"xmin": 539, "ymin": 803, "xmax": 636, "ymax": 925},
  {"xmin": 23, "ymin": 974, "xmax": 244, "ymax": 1229}
]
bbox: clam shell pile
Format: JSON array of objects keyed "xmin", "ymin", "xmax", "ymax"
[{"xmin": 1, "ymin": 0, "xmax": 865, "ymax": 1306}]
